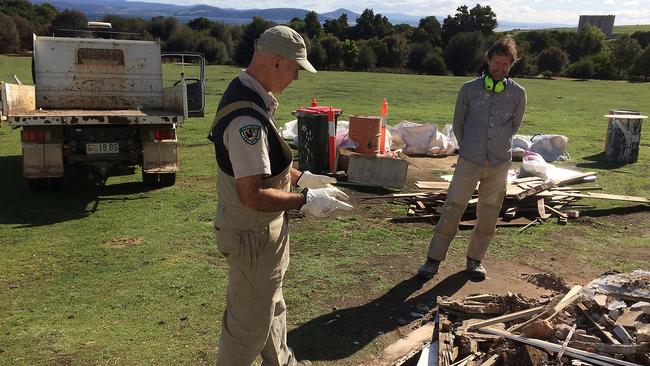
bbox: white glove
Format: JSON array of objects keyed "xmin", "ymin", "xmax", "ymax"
[
  {"xmin": 297, "ymin": 171, "xmax": 337, "ymax": 189},
  {"xmin": 300, "ymin": 187, "xmax": 353, "ymax": 217}
]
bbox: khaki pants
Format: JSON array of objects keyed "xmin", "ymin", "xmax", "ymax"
[
  {"xmin": 216, "ymin": 215, "xmax": 298, "ymax": 366},
  {"xmin": 427, "ymin": 157, "xmax": 511, "ymax": 262}
]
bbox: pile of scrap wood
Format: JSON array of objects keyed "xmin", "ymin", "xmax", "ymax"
[
  {"xmin": 372, "ymin": 171, "xmax": 650, "ymax": 230},
  {"xmin": 372, "ymin": 270, "xmax": 650, "ymax": 366}
]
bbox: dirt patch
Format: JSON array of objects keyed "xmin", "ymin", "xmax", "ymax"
[
  {"xmin": 174, "ymin": 175, "xmax": 214, "ymax": 191},
  {"xmin": 401, "ymin": 155, "xmax": 457, "ymax": 187},
  {"xmin": 286, "ymin": 153, "xmax": 650, "ymax": 365},
  {"xmin": 520, "ymin": 272, "xmax": 570, "ymax": 292},
  {"xmin": 288, "ymin": 252, "xmax": 558, "ymax": 365},
  {"xmin": 104, "ymin": 237, "xmax": 144, "ymax": 248}
]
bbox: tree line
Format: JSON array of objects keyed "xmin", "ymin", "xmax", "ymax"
[{"xmin": 1, "ymin": 0, "xmax": 649, "ymax": 80}]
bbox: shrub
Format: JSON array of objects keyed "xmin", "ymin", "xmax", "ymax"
[{"xmin": 567, "ymin": 59, "xmax": 595, "ymax": 79}]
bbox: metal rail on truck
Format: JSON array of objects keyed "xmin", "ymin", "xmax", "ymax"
[{"xmin": 161, "ymin": 52, "xmax": 206, "ymax": 118}]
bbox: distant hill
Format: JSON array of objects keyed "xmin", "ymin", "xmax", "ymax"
[
  {"xmin": 31, "ymin": 0, "xmax": 359, "ymax": 24},
  {"xmin": 31, "ymin": 0, "xmax": 574, "ymax": 28}
]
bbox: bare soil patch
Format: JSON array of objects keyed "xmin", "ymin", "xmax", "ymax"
[{"xmin": 104, "ymin": 237, "xmax": 144, "ymax": 248}]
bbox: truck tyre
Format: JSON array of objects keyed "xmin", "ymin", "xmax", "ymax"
[
  {"xmin": 159, "ymin": 173, "xmax": 176, "ymax": 187},
  {"xmin": 50, "ymin": 175, "xmax": 69, "ymax": 189},
  {"xmin": 27, "ymin": 178, "xmax": 49, "ymax": 191},
  {"xmin": 142, "ymin": 171, "xmax": 159, "ymax": 187}
]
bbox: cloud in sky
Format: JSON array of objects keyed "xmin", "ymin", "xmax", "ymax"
[{"xmin": 136, "ymin": 0, "xmax": 650, "ymax": 25}]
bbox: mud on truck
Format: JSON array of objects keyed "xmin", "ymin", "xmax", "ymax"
[{"xmin": 0, "ymin": 27, "xmax": 205, "ymax": 190}]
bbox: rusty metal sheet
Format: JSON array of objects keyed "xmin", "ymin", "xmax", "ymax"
[
  {"xmin": 34, "ymin": 36, "xmax": 163, "ymax": 110},
  {"xmin": 2, "ymin": 83, "xmax": 36, "ymax": 115},
  {"xmin": 143, "ymin": 141, "xmax": 178, "ymax": 172},
  {"xmin": 22, "ymin": 143, "xmax": 64, "ymax": 178},
  {"xmin": 10, "ymin": 109, "xmax": 181, "ymax": 126}
]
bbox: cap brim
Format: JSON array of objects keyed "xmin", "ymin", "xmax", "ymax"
[{"xmin": 297, "ymin": 58, "xmax": 317, "ymax": 73}]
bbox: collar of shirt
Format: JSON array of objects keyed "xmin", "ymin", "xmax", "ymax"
[{"xmin": 238, "ymin": 69, "xmax": 279, "ymax": 115}]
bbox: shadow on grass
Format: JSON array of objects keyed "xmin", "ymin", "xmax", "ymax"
[
  {"xmin": 288, "ymin": 271, "xmax": 469, "ymax": 361},
  {"xmin": 575, "ymin": 152, "xmax": 634, "ymax": 171},
  {"xmin": 0, "ymin": 155, "xmax": 151, "ymax": 227},
  {"xmin": 582, "ymin": 204, "xmax": 650, "ymax": 217}
]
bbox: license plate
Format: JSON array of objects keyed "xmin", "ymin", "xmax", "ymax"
[{"xmin": 86, "ymin": 142, "xmax": 120, "ymax": 154}]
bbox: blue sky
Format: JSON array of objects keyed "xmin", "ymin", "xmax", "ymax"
[{"xmin": 138, "ymin": 0, "xmax": 650, "ymax": 25}]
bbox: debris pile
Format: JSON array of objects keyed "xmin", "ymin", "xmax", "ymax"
[
  {"xmin": 373, "ymin": 171, "xmax": 650, "ymax": 231},
  {"xmin": 373, "ymin": 270, "xmax": 650, "ymax": 366}
]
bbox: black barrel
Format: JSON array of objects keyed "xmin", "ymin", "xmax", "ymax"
[{"xmin": 294, "ymin": 106, "xmax": 341, "ymax": 174}]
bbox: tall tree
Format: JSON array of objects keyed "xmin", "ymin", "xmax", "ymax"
[
  {"xmin": 12, "ymin": 15, "xmax": 34, "ymax": 50},
  {"xmin": 0, "ymin": 13, "xmax": 20, "ymax": 53},
  {"xmin": 319, "ymin": 35, "xmax": 343, "ymax": 69},
  {"xmin": 350, "ymin": 9, "xmax": 394, "ymax": 40},
  {"xmin": 631, "ymin": 31, "xmax": 650, "ymax": 49},
  {"xmin": 537, "ymin": 46, "xmax": 569, "ymax": 75},
  {"xmin": 165, "ymin": 25, "xmax": 199, "ymax": 52},
  {"xmin": 357, "ymin": 44, "xmax": 377, "ymax": 71},
  {"xmin": 288, "ymin": 17, "xmax": 305, "ymax": 34},
  {"xmin": 188, "ymin": 17, "xmax": 214, "ymax": 32},
  {"xmin": 35, "ymin": 2, "xmax": 58, "ymax": 24},
  {"xmin": 50, "ymin": 9, "xmax": 87, "ymax": 31},
  {"xmin": 323, "ymin": 13, "xmax": 349, "ymax": 40},
  {"xmin": 303, "ymin": 11, "xmax": 321, "ymax": 40},
  {"xmin": 210, "ymin": 22, "xmax": 235, "ymax": 56},
  {"xmin": 568, "ymin": 24, "xmax": 605, "ymax": 61},
  {"xmin": 233, "ymin": 17, "xmax": 275, "ymax": 66},
  {"xmin": 612, "ymin": 34, "xmax": 642, "ymax": 77},
  {"xmin": 383, "ymin": 34, "xmax": 408, "ymax": 68},
  {"xmin": 147, "ymin": 16, "xmax": 178, "ymax": 42},
  {"xmin": 442, "ymin": 4, "xmax": 496, "ymax": 45},
  {"xmin": 632, "ymin": 45, "xmax": 650, "ymax": 79},
  {"xmin": 101, "ymin": 15, "xmax": 147, "ymax": 38},
  {"xmin": 341, "ymin": 39, "xmax": 359, "ymax": 69},
  {"xmin": 444, "ymin": 31, "xmax": 486, "ymax": 75},
  {"xmin": 406, "ymin": 42, "xmax": 434, "ymax": 73},
  {"xmin": 196, "ymin": 36, "xmax": 228, "ymax": 64},
  {"xmin": 411, "ymin": 16, "xmax": 442, "ymax": 47},
  {"xmin": 307, "ymin": 39, "xmax": 327, "ymax": 69}
]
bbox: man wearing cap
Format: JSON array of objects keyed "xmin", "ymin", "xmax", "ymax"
[
  {"xmin": 417, "ymin": 35, "xmax": 527, "ymax": 282},
  {"xmin": 208, "ymin": 25, "xmax": 352, "ymax": 365}
]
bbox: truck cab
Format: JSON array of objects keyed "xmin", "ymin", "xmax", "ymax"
[{"xmin": 0, "ymin": 28, "xmax": 205, "ymax": 190}]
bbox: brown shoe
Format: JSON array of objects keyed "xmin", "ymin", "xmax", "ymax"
[{"xmin": 296, "ymin": 361, "xmax": 312, "ymax": 366}]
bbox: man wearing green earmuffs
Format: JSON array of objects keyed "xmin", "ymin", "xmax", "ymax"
[{"xmin": 418, "ymin": 35, "xmax": 527, "ymax": 282}]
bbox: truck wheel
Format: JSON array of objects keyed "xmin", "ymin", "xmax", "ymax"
[
  {"xmin": 142, "ymin": 172, "xmax": 159, "ymax": 187},
  {"xmin": 159, "ymin": 173, "xmax": 176, "ymax": 187},
  {"xmin": 50, "ymin": 176, "xmax": 69, "ymax": 189},
  {"xmin": 27, "ymin": 178, "xmax": 49, "ymax": 191}
]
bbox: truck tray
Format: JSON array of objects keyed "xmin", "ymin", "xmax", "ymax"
[{"xmin": 10, "ymin": 109, "xmax": 181, "ymax": 126}]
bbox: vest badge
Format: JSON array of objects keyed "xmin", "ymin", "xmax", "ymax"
[{"xmin": 239, "ymin": 125, "xmax": 261, "ymax": 145}]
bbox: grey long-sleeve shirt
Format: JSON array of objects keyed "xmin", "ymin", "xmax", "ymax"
[{"xmin": 453, "ymin": 77, "xmax": 527, "ymax": 165}]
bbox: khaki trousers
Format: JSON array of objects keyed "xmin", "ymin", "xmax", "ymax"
[
  {"xmin": 427, "ymin": 157, "xmax": 511, "ymax": 262},
  {"xmin": 216, "ymin": 215, "xmax": 298, "ymax": 366}
]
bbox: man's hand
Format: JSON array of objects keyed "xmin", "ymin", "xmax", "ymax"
[
  {"xmin": 300, "ymin": 187, "xmax": 353, "ymax": 217},
  {"xmin": 296, "ymin": 171, "xmax": 337, "ymax": 189}
]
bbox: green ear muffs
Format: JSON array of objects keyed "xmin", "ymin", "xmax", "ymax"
[{"xmin": 484, "ymin": 74, "xmax": 505, "ymax": 93}]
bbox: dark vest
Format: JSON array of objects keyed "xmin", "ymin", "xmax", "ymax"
[{"xmin": 208, "ymin": 77, "xmax": 291, "ymax": 177}]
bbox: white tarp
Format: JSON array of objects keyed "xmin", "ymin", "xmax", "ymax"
[
  {"xmin": 389, "ymin": 121, "xmax": 458, "ymax": 156},
  {"xmin": 512, "ymin": 134, "xmax": 571, "ymax": 162}
]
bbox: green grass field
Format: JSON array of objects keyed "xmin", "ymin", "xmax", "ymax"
[{"xmin": 1, "ymin": 55, "xmax": 649, "ymax": 365}]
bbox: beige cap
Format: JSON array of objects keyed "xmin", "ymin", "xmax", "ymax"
[{"xmin": 255, "ymin": 25, "xmax": 317, "ymax": 73}]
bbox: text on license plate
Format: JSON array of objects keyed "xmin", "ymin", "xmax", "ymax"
[{"xmin": 86, "ymin": 142, "xmax": 120, "ymax": 154}]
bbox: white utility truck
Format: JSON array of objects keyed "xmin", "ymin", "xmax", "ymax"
[{"xmin": 0, "ymin": 29, "xmax": 205, "ymax": 190}]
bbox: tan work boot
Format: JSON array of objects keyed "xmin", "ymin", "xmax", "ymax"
[
  {"xmin": 466, "ymin": 257, "xmax": 486, "ymax": 282},
  {"xmin": 417, "ymin": 257, "xmax": 440, "ymax": 279},
  {"xmin": 296, "ymin": 361, "xmax": 312, "ymax": 366}
]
